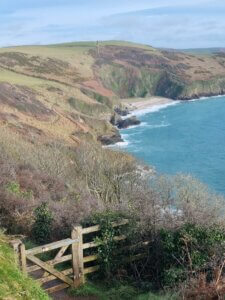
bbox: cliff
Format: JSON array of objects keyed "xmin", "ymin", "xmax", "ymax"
[{"xmin": 0, "ymin": 41, "xmax": 224, "ymax": 145}]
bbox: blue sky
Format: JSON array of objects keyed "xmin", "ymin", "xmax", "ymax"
[{"xmin": 1, "ymin": 0, "xmax": 225, "ymax": 48}]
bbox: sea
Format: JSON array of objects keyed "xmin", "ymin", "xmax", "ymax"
[{"xmin": 115, "ymin": 95, "xmax": 225, "ymax": 195}]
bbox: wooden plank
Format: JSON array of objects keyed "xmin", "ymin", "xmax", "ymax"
[
  {"xmin": 20, "ymin": 243, "xmax": 27, "ymax": 274},
  {"xmin": 84, "ymin": 265, "xmax": 100, "ymax": 274},
  {"xmin": 82, "ymin": 219, "xmax": 128, "ymax": 234},
  {"xmin": 45, "ymin": 283, "xmax": 69, "ymax": 294},
  {"xmin": 42, "ymin": 245, "xmax": 70, "ymax": 278},
  {"xmin": 26, "ymin": 238, "xmax": 78, "ymax": 255},
  {"xmin": 37, "ymin": 268, "xmax": 73, "ymax": 284},
  {"xmin": 72, "ymin": 226, "xmax": 84, "ymax": 286},
  {"xmin": 83, "ymin": 254, "xmax": 98, "ymax": 263},
  {"xmin": 82, "ymin": 224, "xmax": 100, "ymax": 235},
  {"xmin": 114, "ymin": 235, "xmax": 126, "ymax": 242},
  {"xmin": 27, "ymin": 254, "xmax": 72, "ymax": 273},
  {"xmin": 27, "ymin": 255, "xmax": 74, "ymax": 286},
  {"xmin": 82, "ymin": 235, "xmax": 126, "ymax": 250},
  {"xmin": 54, "ymin": 245, "xmax": 69, "ymax": 260},
  {"xmin": 82, "ymin": 241, "xmax": 99, "ymax": 250}
]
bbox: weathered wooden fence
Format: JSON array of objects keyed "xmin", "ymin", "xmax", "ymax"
[{"xmin": 11, "ymin": 219, "xmax": 129, "ymax": 294}]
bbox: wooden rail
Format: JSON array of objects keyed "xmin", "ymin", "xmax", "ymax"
[{"xmin": 11, "ymin": 218, "xmax": 147, "ymax": 295}]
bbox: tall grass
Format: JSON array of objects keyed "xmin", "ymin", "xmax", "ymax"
[{"xmin": 0, "ymin": 231, "xmax": 49, "ymax": 300}]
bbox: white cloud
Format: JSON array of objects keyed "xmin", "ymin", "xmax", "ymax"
[{"xmin": 0, "ymin": 0, "xmax": 224, "ymax": 48}]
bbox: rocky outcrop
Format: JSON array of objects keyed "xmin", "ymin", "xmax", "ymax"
[
  {"xmin": 98, "ymin": 133, "xmax": 123, "ymax": 145},
  {"xmin": 114, "ymin": 107, "xmax": 129, "ymax": 116},
  {"xmin": 117, "ymin": 116, "xmax": 141, "ymax": 129},
  {"xmin": 111, "ymin": 112, "xmax": 141, "ymax": 129},
  {"xmin": 110, "ymin": 113, "xmax": 123, "ymax": 126}
]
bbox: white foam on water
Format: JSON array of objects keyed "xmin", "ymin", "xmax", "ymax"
[
  {"xmin": 146, "ymin": 122, "xmax": 170, "ymax": 129},
  {"xmin": 187, "ymin": 94, "xmax": 225, "ymax": 102},
  {"xmin": 105, "ymin": 133, "xmax": 130, "ymax": 148},
  {"xmin": 114, "ymin": 140, "xmax": 130, "ymax": 147},
  {"xmin": 130, "ymin": 101, "xmax": 181, "ymax": 117},
  {"xmin": 123, "ymin": 122, "xmax": 148, "ymax": 130}
]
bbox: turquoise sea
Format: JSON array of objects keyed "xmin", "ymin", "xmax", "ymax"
[{"xmin": 118, "ymin": 96, "xmax": 225, "ymax": 195}]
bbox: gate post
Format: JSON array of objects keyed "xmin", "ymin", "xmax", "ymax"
[
  {"xmin": 71, "ymin": 226, "xmax": 84, "ymax": 287},
  {"xmin": 10, "ymin": 239, "xmax": 22, "ymax": 266},
  {"xmin": 20, "ymin": 243, "xmax": 27, "ymax": 274}
]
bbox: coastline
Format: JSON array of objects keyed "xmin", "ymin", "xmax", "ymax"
[
  {"xmin": 122, "ymin": 96, "xmax": 174, "ymax": 112},
  {"xmin": 106, "ymin": 97, "xmax": 178, "ymax": 148},
  {"xmin": 106, "ymin": 94, "xmax": 225, "ymax": 147}
]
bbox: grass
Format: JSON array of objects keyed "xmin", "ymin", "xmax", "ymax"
[
  {"xmin": 0, "ymin": 67, "xmax": 54, "ymax": 87},
  {"xmin": 137, "ymin": 293, "xmax": 177, "ymax": 300},
  {"xmin": 69, "ymin": 282, "xmax": 177, "ymax": 300},
  {"xmin": 68, "ymin": 97, "xmax": 110, "ymax": 117},
  {"xmin": 0, "ymin": 232, "xmax": 49, "ymax": 300},
  {"xmin": 0, "ymin": 44, "xmax": 94, "ymax": 79},
  {"xmin": 0, "ymin": 39, "xmax": 225, "ymax": 147},
  {"xmin": 69, "ymin": 282, "xmax": 137, "ymax": 300}
]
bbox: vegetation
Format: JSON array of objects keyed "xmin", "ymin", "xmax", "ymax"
[
  {"xmin": 1, "ymin": 122, "xmax": 225, "ymax": 297},
  {"xmin": 69, "ymin": 282, "xmax": 176, "ymax": 300},
  {"xmin": 0, "ymin": 40, "xmax": 225, "ymax": 151},
  {"xmin": 1, "ymin": 40, "xmax": 225, "ymax": 298},
  {"xmin": 0, "ymin": 231, "xmax": 49, "ymax": 300},
  {"xmin": 32, "ymin": 203, "xmax": 53, "ymax": 244}
]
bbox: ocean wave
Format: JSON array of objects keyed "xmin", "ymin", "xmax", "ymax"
[
  {"xmin": 123, "ymin": 122, "xmax": 148, "ymax": 130},
  {"xmin": 130, "ymin": 101, "xmax": 180, "ymax": 117},
  {"xmin": 146, "ymin": 123, "xmax": 170, "ymax": 129},
  {"xmin": 114, "ymin": 140, "xmax": 130, "ymax": 147},
  {"xmin": 106, "ymin": 133, "xmax": 130, "ymax": 148},
  {"xmin": 187, "ymin": 94, "xmax": 225, "ymax": 102}
]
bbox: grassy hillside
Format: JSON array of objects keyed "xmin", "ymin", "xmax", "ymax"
[
  {"xmin": 0, "ymin": 40, "xmax": 225, "ymax": 145},
  {"xmin": 1, "ymin": 41, "xmax": 225, "ymax": 299},
  {"xmin": 0, "ymin": 232, "xmax": 49, "ymax": 300}
]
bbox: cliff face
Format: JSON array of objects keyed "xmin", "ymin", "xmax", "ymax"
[
  {"xmin": 94, "ymin": 45, "xmax": 225, "ymax": 100},
  {"xmin": 0, "ymin": 41, "xmax": 224, "ymax": 146}
]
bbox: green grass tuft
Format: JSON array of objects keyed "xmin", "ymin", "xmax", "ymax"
[{"xmin": 0, "ymin": 231, "xmax": 49, "ymax": 300}]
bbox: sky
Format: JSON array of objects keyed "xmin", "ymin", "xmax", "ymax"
[{"xmin": 1, "ymin": 0, "xmax": 225, "ymax": 49}]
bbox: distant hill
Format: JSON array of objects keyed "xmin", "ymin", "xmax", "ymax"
[
  {"xmin": 178, "ymin": 48, "xmax": 225, "ymax": 55},
  {"xmin": 0, "ymin": 40, "xmax": 225, "ymax": 145}
]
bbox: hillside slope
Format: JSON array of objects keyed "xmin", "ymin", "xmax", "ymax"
[
  {"xmin": 0, "ymin": 41, "xmax": 225, "ymax": 145},
  {"xmin": 0, "ymin": 232, "xmax": 49, "ymax": 300}
]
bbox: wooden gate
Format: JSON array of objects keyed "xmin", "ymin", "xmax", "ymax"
[
  {"xmin": 10, "ymin": 219, "xmax": 133, "ymax": 294},
  {"xmin": 11, "ymin": 226, "xmax": 84, "ymax": 294}
]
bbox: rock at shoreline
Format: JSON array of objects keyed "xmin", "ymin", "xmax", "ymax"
[
  {"xmin": 110, "ymin": 113, "xmax": 123, "ymax": 126},
  {"xmin": 98, "ymin": 133, "xmax": 123, "ymax": 145},
  {"xmin": 114, "ymin": 107, "xmax": 129, "ymax": 116},
  {"xmin": 117, "ymin": 116, "xmax": 141, "ymax": 129}
]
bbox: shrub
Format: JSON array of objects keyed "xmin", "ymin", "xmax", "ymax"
[
  {"xmin": 32, "ymin": 203, "xmax": 53, "ymax": 244},
  {"xmin": 6, "ymin": 181, "xmax": 33, "ymax": 199},
  {"xmin": 132, "ymin": 223, "xmax": 225, "ymax": 290},
  {"xmin": 92, "ymin": 213, "xmax": 125, "ymax": 279}
]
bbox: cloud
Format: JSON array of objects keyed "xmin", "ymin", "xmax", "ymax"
[{"xmin": 0, "ymin": 0, "xmax": 225, "ymax": 48}]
